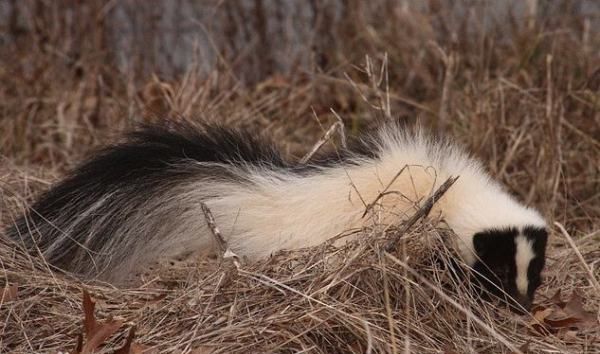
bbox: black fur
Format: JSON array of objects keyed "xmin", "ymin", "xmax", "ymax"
[
  {"xmin": 7, "ymin": 121, "xmax": 378, "ymax": 272},
  {"xmin": 7, "ymin": 123, "xmax": 290, "ymax": 269},
  {"xmin": 472, "ymin": 226, "xmax": 548, "ymax": 311}
]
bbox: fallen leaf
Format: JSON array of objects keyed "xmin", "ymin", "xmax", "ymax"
[
  {"xmin": 544, "ymin": 311, "xmax": 581, "ymax": 329},
  {"xmin": 561, "ymin": 291, "xmax": 598, "ymax": 330},
  {"xmin": 82, "ymin": 289, "xmax": 98, "ymax": 337},
  {"xmin": 546, "ymin": 317, "xmax": 583, "ymax": 329},
  {"xmin": 528, "ymin": 307, "xmax": 554, "ymax": 335},
  {"xmin": 0, "ymin": 284, "xmax": 18, "ymax": 303},
  {"xmin": 130, "ymin": 343, "xmax": 158, "ymax": 354},
  {"xmin": 70, "ymin": 333, "xmax": 83, "ymax": 354},
  {"xmin": 529, "ymin": 290, "xmax": 599, "ymax": 338},
  {"xmin": 549, "ymin": 288, "xmax": 565, "ymax": 307},
  {"xmin": 548, "ymin": 306, "xmax": 569, "ymax": 318},
  {"xmin": 79, "ymin": 289, "xmax": 124, "ymax": 354},
  {"xmin": 113, "ymin": 326, "xmax": 136, "ymax": 354},
  {"xmin": 563, "ymin": 292, "xmax": 592, "ymax": 317},
  {"xmin": 531, "ymin": 307, "xmax": 553, "ymax": 323},
  {"xmin": 81, "ymin": 317, "xmax": 123, "ymax": 354}
]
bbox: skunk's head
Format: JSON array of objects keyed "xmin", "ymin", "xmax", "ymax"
[{"xmin": 471, "ymin": 226, "xmax": 548, "ymax": 312}]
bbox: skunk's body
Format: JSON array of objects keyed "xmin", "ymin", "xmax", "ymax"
[{"xmin": 7, "ymin": 122, "xmax": 547, "ymax": 309}]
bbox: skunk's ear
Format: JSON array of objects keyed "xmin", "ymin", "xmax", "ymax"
[{"xmin": 523, "ymin": 226, "xmax": 548, "ymax": 250}]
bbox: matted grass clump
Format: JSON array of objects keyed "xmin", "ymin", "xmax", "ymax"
[
  {"xmin": 1, "ymin": 1, "xmax": 599, "ymax": 353},
  {"xmin": 1, "ymin": 217, "xmax": 597, "ymax": 353}
]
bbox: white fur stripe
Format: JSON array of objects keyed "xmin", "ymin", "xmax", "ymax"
[{"xmin": 515, "ymin": 234, "xmax": 535, "ymax": 295}]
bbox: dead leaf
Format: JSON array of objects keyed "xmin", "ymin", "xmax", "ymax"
[
  {"xmin": 528, "ymin": 307, "xmax": 554, "ymax": 335},
  {"xmin": 112, "ymin": 325, "xmax": 157, "ymax": 354},
  {"xmin": 70, "ymin": 333, "xmax": 83, "ymax": 354},
  {"xmin": 549, "ymin": 288, "xmax": 565, "ymax": 307},
  {"xmin": 544, "ymin": 312, "xmax": 581, "ymax": 329},
  {"xmin": 1, "ymin": 284, "xmax": 18, "ymax": 303},
  {"xmin": 529, "ymin": 290, "xmax": 599, "ymax": 337},
  {"xmin": 564, "ymin": 292, "xmax": 591, "ymax": 317},
  {"xmin": 79, "ymin": 289, "xmax": 124, "ymax": 354},
  {"xmin": 561, "ymin": 291, "xmax": 598, "ymax": 329},
  {"xmin": 130, "ymin": 343, "xmax": 158, "ymax": 354},
  {"xmin": 82, "ymin": 289, "xmax": 98, "ymax": 337},
  {"xmin": 81, "ymin": 317, "xmax": 123, "ymax": 354},
  {"xmin": 531, "ymin": 307, "xmax": 553, "ymax": 323},
  {"xmin": 113, "ymin": 326, "xmax": 136, "ymax": 354}
]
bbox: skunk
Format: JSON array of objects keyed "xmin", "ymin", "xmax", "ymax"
[{"xmin": 6, "ymin": 122, "xmax": 548, "ymax": 310}]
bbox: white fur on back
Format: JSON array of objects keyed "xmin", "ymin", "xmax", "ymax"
[{"xmin": 166, "ymin": 125, "xmax": 547, "ymax": 267}]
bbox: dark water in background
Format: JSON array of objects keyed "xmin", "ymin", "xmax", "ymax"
[{"xmin": 1, "ymin": 0, "xmax": 598, "ymax": 82}]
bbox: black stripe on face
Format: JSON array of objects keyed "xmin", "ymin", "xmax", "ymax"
[
  {"xmin": 523, "ymin": 226, "xmax": 548, "ymax": 299},
  {"xmin": 472, "ymin": 228, "xmax": 519, "ymax": 303},
  {"xmin": 471, "ymin": 226, "xmax": 548, "ymax": 313}
]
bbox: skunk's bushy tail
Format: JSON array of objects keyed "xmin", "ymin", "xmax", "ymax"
[{"xmin": 6, "ymin": 122, "xmax": 291, "ymax": 282}]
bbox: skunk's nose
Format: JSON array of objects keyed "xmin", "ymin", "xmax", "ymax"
[{"xmin": 509, "ymin": 294, "xmax": 532, "ymax": 314}]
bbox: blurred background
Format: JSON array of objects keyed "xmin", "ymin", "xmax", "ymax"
[
  {"xmin": 2, "ymin": 1, "xmax": 597, "ymax": 81},
  {"xmin": 0, "ymin": 0, "xmax": 599, "ymax": 232}
]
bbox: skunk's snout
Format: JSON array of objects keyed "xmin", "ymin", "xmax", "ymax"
[{"xmin": 509, "ymin": 294, "xmax": 532, "ymax": 314}]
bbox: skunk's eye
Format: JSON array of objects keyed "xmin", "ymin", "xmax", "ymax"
[{"xmin": 497, "ymin": 267, "xmax": 510, "ymax": 283}]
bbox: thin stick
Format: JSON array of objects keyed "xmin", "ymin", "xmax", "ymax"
[
  {"xmin": 200, "ymin": 202, "xmax": 240, "ymax": 266},
  {"xmin": 384, "ymin": 176, "xmax": 459, "ymax": 252},
  {"xmin": 545, "ymin": 54, "xmax": 553, "ymax": 120},
  {"xmin": 362, "ymin": 166, "xmax": 409, "ymax": 218},
  {"xmin": 330, "ymin": 109, "xmax": 347, "ymax": 148},
  {"xmin": 299, "ymin": 121, "xmax": 344, "ymax": 164},
  {"xmin": 554, "ymin": 222, "xmax": 600, "ymax": 292},
  {"xmin": 362, "ymin": 318, "xmax": 374, "ymax": 354},
  {"xmin": 200, "ymin": 202, "xmax": 227, "ymax": 254},
  {"xmin": 438, "ymin": 50, "xmax": 456, "ymax": 132}
]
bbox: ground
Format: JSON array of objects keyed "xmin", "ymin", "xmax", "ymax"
[{"xmin": 0, "ymin": 1, "xmax": 598, "ymax": 353}]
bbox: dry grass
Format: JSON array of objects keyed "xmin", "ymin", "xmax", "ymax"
[{"xmin": 1, "ymin": 1, "xmax": 599, "ymax": 353}]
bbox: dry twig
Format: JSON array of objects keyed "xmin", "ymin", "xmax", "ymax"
[{"xmin": 384, "ymin": 176, "xmax": 459, "ymax": 252}]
